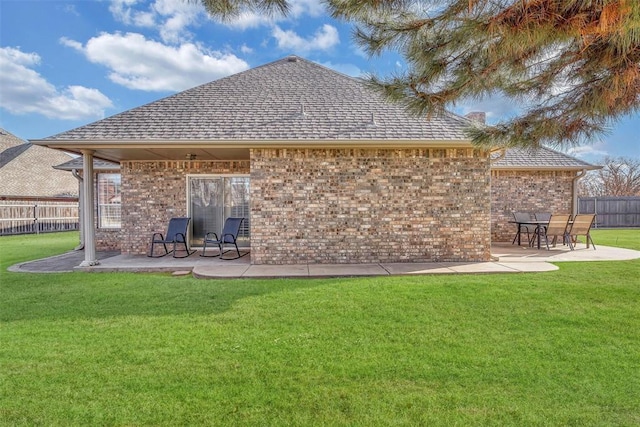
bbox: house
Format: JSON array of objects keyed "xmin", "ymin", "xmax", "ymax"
[
  {"xmin": 1, "ymin": 128, "xmax": 78, "ymax": 201},
  {"xmin": 0, "ymin": 128, "xmax": 79, "ymax": 235},
  {"xmin": 53, "ymin": 157, "xmax": 121, "ymax": 250},
  {"xmin": 491, "ymin": 147, "xmax": 599, "ymax": 242},
  {"xmin": 32, "ymin": 55, "xmax": 591, "ymax": 266}
]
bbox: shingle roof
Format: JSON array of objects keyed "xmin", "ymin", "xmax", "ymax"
[
  {"xmin": 0, "ymin": 143, "xmax": 31, "ymax": 169},
  {"xmin": 54, "ymin": 158, "xmax": 120, "ymax": 171},
  {"xmin": 0, "ymin": 128, "xmax": 31, "ymax": 168},
  {"xmin": 0, "ymin": 128, "xmax": 25, "ymax": 152},
  {"xmin": 493, "ymin": 147, "xmax": 600, "ymax": 170},
  {"xmin": 0, "ymin": 129, "xmax": 78, "ymax": 198},
  {"xmin": 41, "ymin": 56, "xmax": 472, "ymax": 142}
]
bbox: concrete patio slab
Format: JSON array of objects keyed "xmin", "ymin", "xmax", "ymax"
[
  {"xmin": 8, "ymin": 243, "xmax": 639, "ymax": 278},
  {"xmin": 192, "ymin": 264, "xmax": 250, "ymax": 278},
  {"xmin": 239, "ymin": 264, "xmax": 310, "ymax": 278},
  {"xmin": 381, "ymin": 262, "xmax": 465, "ymax": 275},
  {"xmin": 494, "ymin": 262, "xmax": 559, "ymax": 272},
  {"xmin": 448, "ymin": 262, "xmax": 521, "ymax": 274},
  {"xmin": 491, "ymin": 243, "xmax": 640, "ymax": 262},
  {"xmin": 308, "ymin": 263, "xmax": 388, "ymax": 277}
]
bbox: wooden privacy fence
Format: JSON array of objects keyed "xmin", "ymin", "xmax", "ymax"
[
  {"xmin": 0, "ymin": 201, "xmax": 79, "ymax": 235},
  {"xmin": 578, "ymin": 196, "xmax": 640, "ymax": 228}
]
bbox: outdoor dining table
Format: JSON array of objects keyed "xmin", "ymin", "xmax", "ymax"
[{"xmin": 508, "ymin": 220, "xmax": 549, "ymax": 249}]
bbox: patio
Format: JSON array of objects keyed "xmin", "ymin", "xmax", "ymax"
[{"xmin": 9, "ymin": 242, "xmax": 640, "ymax": 278}]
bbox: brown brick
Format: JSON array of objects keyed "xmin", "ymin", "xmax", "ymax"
[{"xmin": 491, "ymin": 170, "xmax": 574, "ymax": 242}]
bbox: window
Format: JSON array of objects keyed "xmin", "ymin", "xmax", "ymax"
[
  {"xmin": 97, "ymin": 173, "xmax": 121, "ymax": 228},
  {"xmin": 188, "ymin": 176, "xmax": 250, "ymax": 246}
]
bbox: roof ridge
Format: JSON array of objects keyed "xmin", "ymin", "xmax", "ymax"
[
  {"xmin": 538, "ymin": 145, "xmax": 597, "ymax": 167},
  {"xmin": 0, "ymin": 143, "xmax": 31, "ymax": 169},
  {"xmin": 493, "ymin": 145, "xmax": 600, "ymax": 170}
]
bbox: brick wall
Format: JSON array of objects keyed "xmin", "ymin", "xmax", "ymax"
[
  {"xmin": 250, "ymin": 148, "xmax": 491, "ymax": 264},
  {"xmin": 120, "ymin": 160, "xmax": 250, "ymax": 255},
  {"xmin": 491, "ymin": 170, "xmax": 575, "ymax": 242},
  {"xmin": 96, "ymin": 229, "xmax": 121, "ymax": 251}
]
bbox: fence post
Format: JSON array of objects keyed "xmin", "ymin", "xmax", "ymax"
[{"xmin": 34, "ymin": 203, "xmax": 39, "ymax": 234}]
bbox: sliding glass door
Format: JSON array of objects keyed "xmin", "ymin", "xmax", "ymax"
[{"xmin": 188, "ymin": 176, "xmax": 250, "ymax": 247}]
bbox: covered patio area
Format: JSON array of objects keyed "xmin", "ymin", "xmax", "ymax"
[{"xmin": 9, "ymin": 242, "xmax": 640, "ymax": 278}]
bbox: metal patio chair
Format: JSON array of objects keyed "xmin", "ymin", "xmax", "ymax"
[
  {"xmin": 200, "ymin": 217, "xmax": 247, "ymax": 259},
  {"xmin": 534, "ymin": 212, "xmax": 551, "ymax": 222},
  {"xmin": 148, "ymin": 217, "xmax": 195, "ymax": 258},
  {"xmin": 566, "ymin": 214, "xmax": 597, "ymax": 250},
  {"xmin": 512, "ymin": 212, "xmax": 535, "ymax": 246},
  {"xmin": 534, "ymin": 214, "xmax": 571, "ymax": 250}
]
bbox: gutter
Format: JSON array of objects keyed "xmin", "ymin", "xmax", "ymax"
[{"xmin": 572, "ymin": 169, "xmax": 587, "ymax": 217}]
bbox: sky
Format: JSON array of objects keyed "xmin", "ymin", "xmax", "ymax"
[{"xmin": 0, "ymin": 0, "xmax": 638, "ymax": 164}]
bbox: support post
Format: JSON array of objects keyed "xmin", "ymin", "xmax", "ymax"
[
  {"xmin": 80, "ymin": 150, "xmax": 99, "ymax": 267},
  {"xmin": 72, "ymin": 169, "xmax": 85, "ymax": 250}
]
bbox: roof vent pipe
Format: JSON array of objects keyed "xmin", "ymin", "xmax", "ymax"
[{"xmin": 288, "ymin": 55, "xmax": 298, "ymax": 62}]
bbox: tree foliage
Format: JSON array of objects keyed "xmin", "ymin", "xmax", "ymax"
[
  {"xmin": 200, "ymin": 0, "xmax": 640, "ymax": 149},
  {"xmin": 198, "ymin": 0, "xmax": 288, "ymax": 19},
  {"xmin": 579, "ymin": 156, "xmax": 640, "ymax": 196}
]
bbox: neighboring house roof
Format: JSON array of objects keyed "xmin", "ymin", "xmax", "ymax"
[
  {"xmin": 0, "ymin": 128, "xmax": 26, "ymax": 152},
  {"xmin": 54, "ymin": 158, "xmax": 120, "ymax": 171},
  {"xmin": 32, "ymin": 56, "xmax": 475, "ymax": 162},
  {"xmin": 492, "ymin": 147, "xmax": 600, "ymax": 170},
  {"xmin": 0, "ymin": 129, "xmax": 78, "ymax": 199},
  {"xmin": 0, "ymin": 128, "xmax": 32, "ymax": 169},
  {"xmin": 0, "ymin": 143, "xmax": 31, "ymax": 169}
]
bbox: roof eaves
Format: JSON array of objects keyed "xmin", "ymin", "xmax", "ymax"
[
  {"xmin": 33, "ymin": 138, "xmax": 474, "ymax": 148},
  {"xmin": 491, "ymin": 164, "xmax": 602, "ymax": 171}
]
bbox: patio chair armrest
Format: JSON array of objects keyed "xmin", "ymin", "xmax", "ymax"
[
  {"xmin": 204, "ymin": 232, "xmax": 219, "ymax": 242},
  {"xmin": 151, "ymin": 232, "xmax": 164, "ymax": 241},
  {"xmin": 222, "ymin": 233, "xmax": 237, "ymax": 243},
  {"xmin": 175, "ymin": 232, "xmax": 188, "ymax": 243}
]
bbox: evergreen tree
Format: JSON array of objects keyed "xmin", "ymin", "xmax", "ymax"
[{"xmin": 201, "ymin": 0, "xmax": 640, "ymax": 149}]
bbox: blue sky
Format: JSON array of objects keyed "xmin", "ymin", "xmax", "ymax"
[{"xmin": 1, "ymin": 0, "xmax": 638, "ymax": 163}]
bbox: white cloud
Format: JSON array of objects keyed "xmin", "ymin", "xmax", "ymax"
[
  {"xmin": 110, "ymin": 0, "xmax": 155, "ymax": 28},
  {"xmin": 219, "ymin": 0, "xmax": 326, "ymax": 29},
  {"xmin": 110, "ymin": 0, "xmax": 204, "ymax": 44},
  {"xmin": 222, "ymin": 11, "xmax": 276, "ymax": 30},
  {"xmin": 62, "ymin": 4, "xmax": 80, "ymax": 17},
  {"xmin": 240, "ymin": 44, "xmax": 254, "ymax": 54},
  {"xmin": 0, "ymin": 46, "xmax": 113, "ymax": 120},
  {"xmin": 152, "ymin": 0, "xmax": 204, "ymax": 43},
  {"xmin": 321, "ymin": 61, "xmax": 362, "ymax": 77},
  {"xmin": 288, "ymin": 0, "xmax": 326, "ymax": 17},
  {"xmin": 63, "ymin": 32, "xmax": 249, "ymax": 92},
  {"xmin": 272, "ymin": 24, "xmax": 339, "ymax": 54},
  {"xmin": 566, "ymin": 141, "xmax": 610, "ymax": 159}
]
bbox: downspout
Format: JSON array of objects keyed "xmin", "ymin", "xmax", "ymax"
[
  {"xmin": 572, "ymin": 169, "xmax": 587, "ymax": 217},
  {"xmin": 71, "ymin": 169, "xmax": 85, "ymax": 251}
]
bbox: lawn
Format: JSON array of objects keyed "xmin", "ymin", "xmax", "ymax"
[{"xmin": 1, "ymin": 230, "xmax": 639, "ymax": 426}]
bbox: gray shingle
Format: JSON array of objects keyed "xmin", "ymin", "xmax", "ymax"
[
  {"xmin": 42, "ymin": 56, "xmax": 472, "ymax": 142},
  {"xmin": 493, "ymin": 147, "xmax": 599, "ymax": 170},
  {"xmin": 0, "ymin": 129, "xmax": 78, "ymax": 198},
  {"xmin": 54, "ymin": 158, "xmax": 120, "ymax": 171}
]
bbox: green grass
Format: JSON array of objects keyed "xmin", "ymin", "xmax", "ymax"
[
  {"xmin": 590, "ymin": 228, "xmax": 640, "ymax": 251},
  {"xmin": 1, "ymin": 231, "xmax": 639, "ymax": 426}
]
